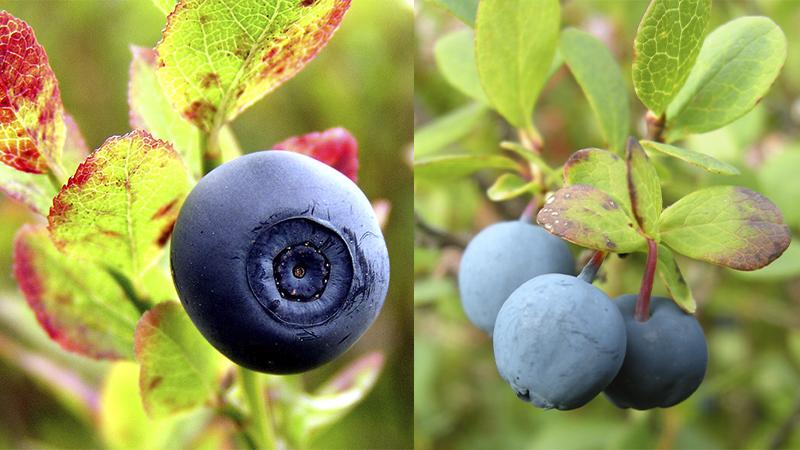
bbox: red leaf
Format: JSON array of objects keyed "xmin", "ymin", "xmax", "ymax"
[
  {"xmin": 0, "ymin": 11, "xmax": 64, "ymax": 173},
  {"xmin": 274, "ymin": 127, "xmax": 359, "ymax": 181}
]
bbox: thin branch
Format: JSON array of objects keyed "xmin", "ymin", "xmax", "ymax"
[{"xmin": 414, "ymin": 212, "xmax": 468, "ymax": 249}]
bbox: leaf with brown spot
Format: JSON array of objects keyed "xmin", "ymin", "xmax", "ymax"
[
  {"xmin": 537, "ymin": 185, "xmax": 647, "ymax": 253},
  {"xmin": 135, "ymin": 301, "xmax": 223, "ymax": 419},
  {"xmin": 626, "ymin": 138, "xmax": 661, "ymax": 236},
  {"xmin": 128, "ymin": 46, "xmax": 242, "ymax": 178},
  {"xmin": 156, "ymin": 0, "xmax": 351, "ymax": 131},
  {"xmin": 48, "ymin": 130, "xmax": 192, "ymax": 277},
  {"xmin": 659, "ymin": 186, "xmax": 791, "ymax": 270},
  {"xmin": 563, "ymin": 147, "xmax": 631, "ymax": 215}
]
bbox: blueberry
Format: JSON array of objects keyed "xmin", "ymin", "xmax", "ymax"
[
  {"xmin": 493, "ymin": 273, "xmax": 626, "ymax": 410},
  {"xmin": 458, "ymin": 221, "xmax": 574, "ymax": 335},
  {"xmin": 170, "ymin": 151, "xmax": 390, "ymax": 374},
  {"xmin": 604, "ymin": 295, "xmax": 708, "ymax": 410}
]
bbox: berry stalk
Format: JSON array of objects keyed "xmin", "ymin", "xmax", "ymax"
[{"xmin": 634, "ymin": 239, "xmax": 658, "ymax": 322}]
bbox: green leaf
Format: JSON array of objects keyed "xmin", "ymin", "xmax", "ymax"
[
  {"xmin": 129, "ymin": 46, "xmax": 241, "ymax": 178},
  {"xmin": 560, "ymin": 28, "xmax": 629, "ymax": 154},
  {"xmin": 48, "ymin": 130, "xmax": 192, "ymax": 278},
  {"xmin": 665, "ymin": 17, "xmax": 787, "ymax": 140},
  {"xmin": 100, "ymin": 362, "xmax": 214, "ymax": 450},
  {"xmin": 414, "ymin": 154, "xmax": 519, "ymax": 180},
  {"xmin": 563, "ymin": 148, "xmax": 631, "ymax": 215},
  {"xmin": 0, "ymin": 12, "xmax": 66, "ymax": 174},
  {"xmin": 286, "ymin": 352, "xmax": 384, "ymax": 448},
  {"xmin": 640, "ymin": 139, "xmax": 740, "ymax": 175},
  {"xmin": 656, "ymin": 245, "xmax": 696, "ymax": 313},
  {"xmin": 758, "ymin": 146, "xmax": 800, "ymax": 228},
  {"xmin": 732, "ymin": 238, "xmax": 800, "ymax": 282},
  {"xmin": 12, "ymin": 225, "xmax": 139, "ymax": 360},
  {"xmin": 537, "ymin": 185, "xmax": 646, "ymax": 253},
  {"xmin": 434, "ymin": 29, "xmax": 488, "ymax": 104},
  {"xmin": 428, "ymin": 0, "xmax": 478, "ymax": 27},
  {"xmin": 487, "ymin": 173, "xmax": 538, "ymax": 201},
  {"xmin": 659, "ymin": 186, "xmax": 791, "ymax": 270},
  {"xmin": 156, "ymin": 0, "xmax": 350, "ymax": 131},
  {"xmin": 632, "ymin": 0, "xmax": 711, "ymax": 115},
  {"xmin": 626, "ymin": 138, "xmax": 662, "ymax": 235},
  {"xmin": 135, "ymin": 301, "xmax": 222, "ymax": 418},
  {"xmin": 415, "ymin": 102, "xmax": 487, "ymax": 157},
  {"xmin": 475, "ymin": 0, "xmax": 560, "ymax": 128}
]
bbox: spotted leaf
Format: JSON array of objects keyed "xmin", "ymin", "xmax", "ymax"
[
  {"xmin": 48, "ymin": 130, "xmax": 192, "ymax": 277},
  {"xmin": 135, "ymin": 301, "xmax": 222, "ymax": 419},
  {"xmin": 12, "ymin": 225, "xmax": 139, "ymax": 359},
  {"xmin": 0, "ymin": 11, "xmax": 65, "ymax": 173},
  {"xmin": 537, "ymin": 185, "xmax": 646, "ymax": 253},
  {"xmin": 128, "ymin": 46, "xmax": 241, "ymax": 178},
  {"xmin": 156, "ymin": 0, "xmax": 351, "ymax": 131}
]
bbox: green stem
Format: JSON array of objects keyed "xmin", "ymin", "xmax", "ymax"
[
  {"xmin": 105, "ymin": 268, "xmax": 149, "ymax": 314},
  {"xmin": 518, "ymin": 122, "xmax": 543, "ymax": 153},
  {"xmin": 201, "ymin": 127, "xmax": 223, "ymax": 175},
  {"xmin": 239, "ymin": 366, "xmax": 276, "ymax": 450}
]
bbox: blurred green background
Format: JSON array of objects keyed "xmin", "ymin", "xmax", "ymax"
[
  {"xmin": 0, "ymin": 0, "xmax": 412, "ymax": 448},
  {"xmin": 415, "ymin": 1, "xmax": 800, "ymax": 449}
]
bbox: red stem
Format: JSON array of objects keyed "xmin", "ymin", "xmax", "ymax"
[
  {"xmin": 519, "ymin": 199, "xmax": 537, "ymax": 224},
  {"xmin": 635, "ymin": 239, "xmax": 658, "ymax": 322},
  {"xmin": 578, "ymin": 251, "xmax": 606, "ymax": 284}
]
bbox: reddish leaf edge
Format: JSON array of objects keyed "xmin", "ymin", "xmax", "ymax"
[
  {"xmin": 12, "ymin": 224, "xmax": 123, "ymax": 360},
  {"xmin": 47, "ymin": 129, "xmax": 181, "ymax": 250}
]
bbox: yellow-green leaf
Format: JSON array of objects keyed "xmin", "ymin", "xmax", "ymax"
[
  {"xmin": 640, "ymin": 139, "xmax": 740, "ymax": 175},
  {"xmin": 434, "ymin": 29, "xmax": 488, "ymax": 104},
  {"xmin": 633, "ymin": 0, "xmax": 711, "ymax": 115},
  {"xmin": 12, "ymin": 225, "xmax": 139, "ymax": 360},
  {"xmin": 537, "ymin": 184, "xmax": 646, "ymax": 253},
  {"xmin": 100, "ymin": 362, "xmax": 214, "ymax": 450},
  {"xmin": 665, "ymin": 17, "xmax": 787, "ymax": 140},
  {"xmin": 659, "ymin": 186, "xmax": 791, "ymax": 270},
  {"xmin": 135, "ymin": 301, "xmax": 222, "ymax": 418},
  {"xmin": 286, "ymin": 352, "xmax": 384, "ymax": 448},
  {"xmin": 414, "ymin": 154, "xmax": 519, "ymax": 180},
  {"xmin": 475, "ymin": 0, "xmax": 560, "ymax": 128},
  {"xmin": 560, "ymin": 28, "xmax": 629, "ymax": 154},
  {"xmin": 487, "ymin": 173, "xmax": 537, "ymax": 201},
  {"xmin": 156, "ymin": 0, "xmax": 351, "ymax": 131},
  {"xmin": 656, "ymin": 244, "xmax": 696, "ymax": 313},
  {"xmin": 48, "ymin": 130, "xmax": 192, "ymax": 277},
  {"xmin": 415, "ymin": 102, "xmax": 487, "ymax": 158}
]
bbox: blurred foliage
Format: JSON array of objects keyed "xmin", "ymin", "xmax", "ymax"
[
  {"xmin": 0, "ymin": 0, "xmax": 412, "ymax": 448},
  {"xmin": 415, "ymin": 1, "xmax": 800, "ymax": 449}
]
